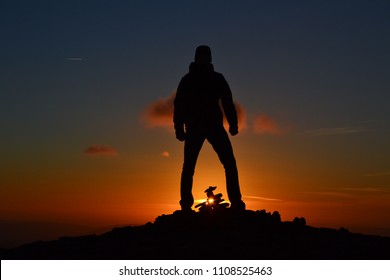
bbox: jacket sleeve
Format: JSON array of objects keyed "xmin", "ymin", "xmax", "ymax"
[
  {"xmin": 173, "ymin": 77, "xmax": 186, "ymax": 131},
  {"xmin": 219, "ymin": 74, "xmax": 238, "ymax": 129}
]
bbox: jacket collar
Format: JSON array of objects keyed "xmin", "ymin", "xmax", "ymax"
[{"xmin": 189, "ymin": 62, "xmax": 214, "ymax": 73}]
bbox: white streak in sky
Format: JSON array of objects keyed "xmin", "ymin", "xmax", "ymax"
[
  {"xmin": 363, "ymin": 170, "xmax": 390, "ymax": 177},
  {"xmin": 304, "ymin": 126, "xmax": 367, "ymax": 136},
  {"xmin": 66, "ymin": 58, "xmax": 83, "ymax": 61},
  {"xmin": 244, "ymin": 195, "xmax": 283, "ymax": 202}
]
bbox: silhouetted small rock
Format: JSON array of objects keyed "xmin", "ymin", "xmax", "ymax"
[
  {"xmin": 272, "ymin": 211, "xmax": 281, "ymax": 223},
  {"xmin": 338, "ymin": 227, "xmax": 350, "ymax": 236},
  {"xmin": 293, "ymin": 217, "xmax": 306, "ymax": 227},
  {"xmin": 256, "ymin": 209, "xmax": 269, "ymax": 219}
]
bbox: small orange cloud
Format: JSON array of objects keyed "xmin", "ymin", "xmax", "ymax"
[
  {"xmin": 252, "ymin": 113, "xmax": 292, "ymax": 136},
  {"xmin": 143, "ymin": 93, "xmax": 175, "ymax": 128},
  {"xmin": 84, "ymin": 145, "xmax": 118, "ymax": 157},
  {"xmin": 143, "ymin": 92, "xmax": 247, "ymax": 130},
  {"xmin": 161, "ymin": 151, "xmax": 170, "ymax": 158},
  {"xmin": 253, "ymin": 114, "xmax": 280, "ymax": 135}
]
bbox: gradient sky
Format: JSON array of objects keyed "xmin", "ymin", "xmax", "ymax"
[{"xmin": 1, "ymin": 0, "xmax": 390, "ymax": 238}]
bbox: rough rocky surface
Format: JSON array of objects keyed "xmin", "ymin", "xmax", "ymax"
[{"xmin": 1, "ymin": 210, "xmax": 389, "ymax": 259}]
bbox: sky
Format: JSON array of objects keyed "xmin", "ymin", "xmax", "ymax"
[{"xmin": 1, "ymin": 0, "xmax": 390, "ymax": 244}]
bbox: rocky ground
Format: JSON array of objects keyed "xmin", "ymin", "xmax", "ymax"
[{"xmin": 1, "ymin": 209, "xmax": 389, "ymax": 260}]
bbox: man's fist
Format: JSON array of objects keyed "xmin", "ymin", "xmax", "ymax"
[
  {"xmin": 175, "ymin": 129, "xmax": 186, "ymax": 141},
  {"xmin": 229, "ymin": 126, "xmax": 239, "ymax": 136}
]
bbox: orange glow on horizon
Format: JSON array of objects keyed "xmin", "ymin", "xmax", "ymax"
[{"xmin": 1, "ymin": 130, "xmax": 389, "ymax": 238}]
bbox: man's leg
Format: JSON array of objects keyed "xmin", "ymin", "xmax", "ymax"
[
  {"xmin": 208, "ymin": 127, "xmax": 245, "ymax": 210},
  {"xmin": 180, "ymin": 132, "xmax": 205, "ymax": 210}
]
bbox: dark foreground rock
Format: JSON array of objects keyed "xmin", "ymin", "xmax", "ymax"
[{"xmin": 1, "ymin": 210, "xmax": 389, "ymax": 260}]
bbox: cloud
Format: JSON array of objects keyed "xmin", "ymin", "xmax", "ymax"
[
  {"xmin": 161, "ymin": 151, "xmax": 170, "ymax": 158},
  {"xmin": 253, "ymin": 114, "xmax": 280, "ymax": 135},
  {"xmin": 66, "ymin": 57, "xmax": 83, "ymax": 61},
  {"xmin": 244, "ymin": 195, "xmax": 283, "ymax": 202},
  {"xmin": 304, "ymin": 127, "xmax": 367, "ymax": 136},
  {"xmin": 301, "ymin": 191, "xmax": 356, "ymax": 202},
  {"xmin": 194, "ymin": 195, "xmax": 283, "ymax": 205},
  {"xmin": 363, "ymin": 170, "xmax": 390, "ymax": 177},
  {"xmin": 143, "ymin": 93, "xmax": 175, "ymax": 128},
  {"xmin": 341, "ymin": 187, "xmax": 389, "ymax": 192},
  {"xmin": 84, "ymin": 145, "xmax": 118, "ymax": 157},
  {"xmin": 142, "ymin": 94, "xmax": 297, "ymax": 137},
  {"xmin": 252, "ymin": 113, "xmax": 291, "ymax": 135},
  {"xmin": 143, "ymin": 92, "xmax": 247, "ymax": 129}
]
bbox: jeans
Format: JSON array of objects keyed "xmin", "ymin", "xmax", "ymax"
[{"xmin": 179, "ymin": 126, "xmax": 242, "ymax": 209}]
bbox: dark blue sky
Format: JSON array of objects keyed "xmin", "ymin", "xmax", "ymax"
[{"xmin": 2, "ymin": 0, "xmax": 389, "ymax": 127}]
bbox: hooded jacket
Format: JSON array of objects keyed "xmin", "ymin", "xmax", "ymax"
[{"xmin": 173, "ymin": 62, "xmax": 238, "ymax": 132}]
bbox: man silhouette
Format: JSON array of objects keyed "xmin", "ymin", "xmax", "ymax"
[{"xmin": 174, "ymin": 45, "xmax": 245, "ymax": 212}]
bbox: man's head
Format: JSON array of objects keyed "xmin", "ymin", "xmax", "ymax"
[{"xmin": 195, "ymin": 45, "xmax": 212, "ymax": 63}]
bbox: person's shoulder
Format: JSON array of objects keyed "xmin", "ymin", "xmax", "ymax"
[
  {"xmin": 180, "ymin": 72, "xmax": 192, "ymax": 82},
  {"xmin": 212, "ymin": 71, "xmax": 226, "ymax": 81}
]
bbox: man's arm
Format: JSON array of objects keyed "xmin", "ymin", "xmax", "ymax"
[
  {"xmin": 173, "ymin": 78, "xmax": 186, "ymax": 141},
  {"xmin": 219, "ymin": 74, "xmax": 238, "ymax": 135}
]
